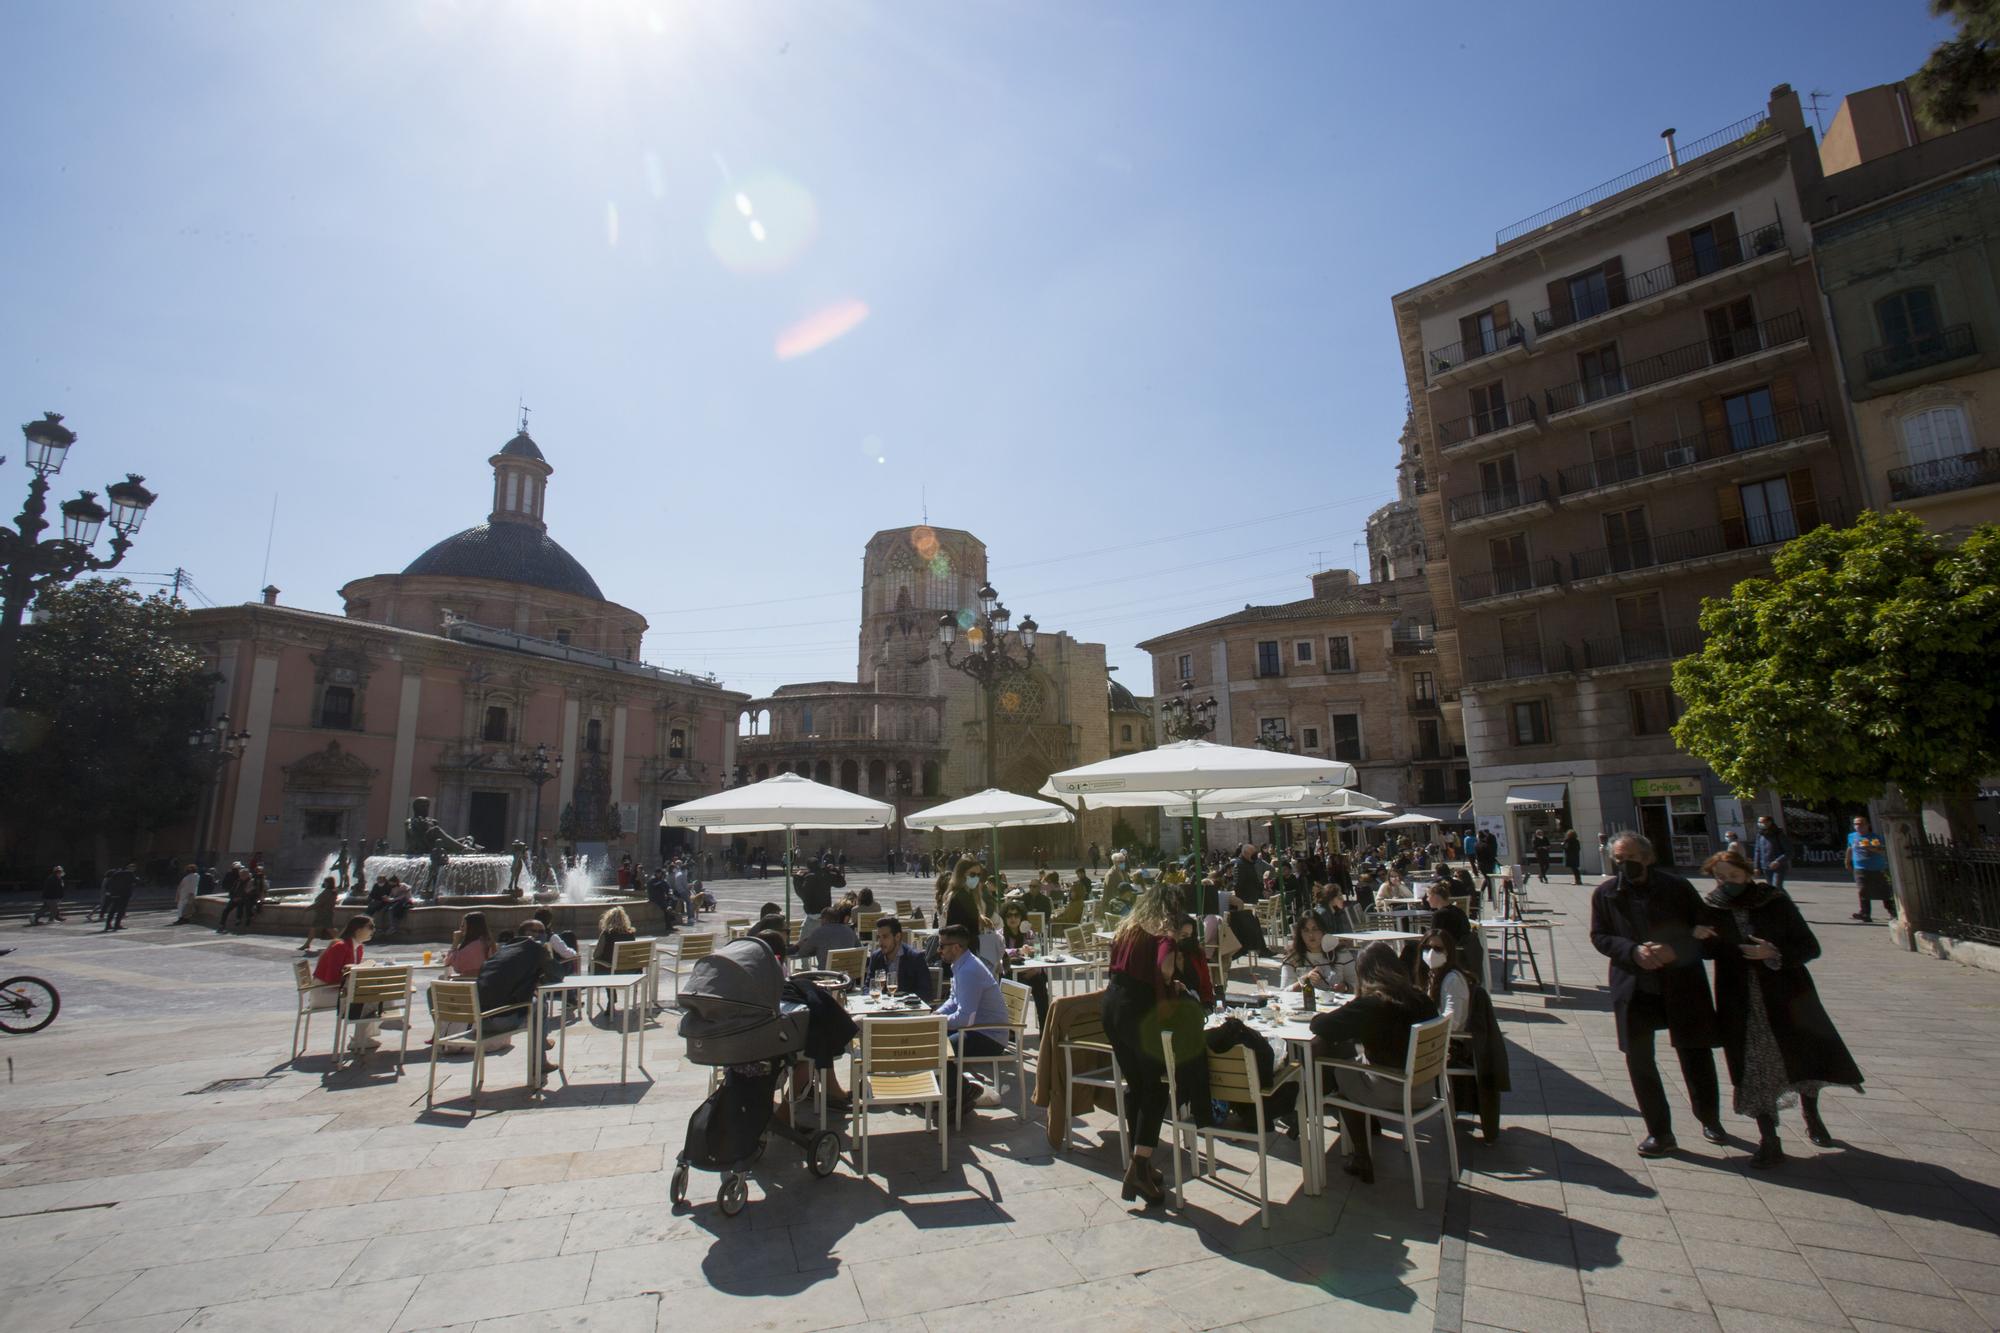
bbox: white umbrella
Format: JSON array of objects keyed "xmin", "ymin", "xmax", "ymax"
[
  {"xmin": 1376, "ymin": 811, "xmax": 1442, "ymax": 828},
  {"xmin": 904, "ymin": 788, "xmax": 1074, "ymax": 870},
  {"xmin": 661, "ymin": 774, "xmax": 895, "ymax": 921},
  {"xmin": 1164, "ymin": 785, "xmax": 1388, "ymax": 820},
  {"xmin": 1332, "ymin": 808, "xmax": 1395, "ymax": 821},
  {"xmin": 1045, "ymin": 740, "xmax": 1356, "ymax": 859}
]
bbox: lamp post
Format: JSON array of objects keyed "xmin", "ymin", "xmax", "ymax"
[
  {"xmin": 1, "ymin": 414, "xmax": 159, "ymax": 709},
  {"xmin": 519, "ymin": 741, "xmax": 563, "ymax": 855},
  {"xmin": 1158, "ymin": 679, "xmax": 1218, "ymax": 741},
  {"xmin": 938, "ymin": 582, "xmax": 1036, "ymax": 870},
  {"xmin": 188, "ymin": 714, "xmax": 252, "ymax": 871}
]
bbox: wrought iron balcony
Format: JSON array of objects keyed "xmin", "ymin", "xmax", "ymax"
[
  {"xmin": 1530, "ymin": 219, "xmax": 1786, "ymax": 336},
  {"xmin": 1864, "ymin": 324, "xmax": 1977, "ymax": 381},
  {"xmin": 1426, "ymin": 320, "xmax": 1528, "ymax": 382},
  {"xmin": 1408, "ymin": 695, "xmax": 1441, "ymax": 714},
  {"xmin": 1390, "ymin": 627, "xmax": 1437, "ymax": 655},
  {"xmin": 1544, "ymin": 310, "xmax": 1807, "ymax": 416},
  {"xmin": 1456, "ymin": 558, "xmax": 1564, "ymax": 605},
  {"xmin": 1888, "ymin": 447, "xmax": 2000, "ymax": 501},
  {"xmin": 1445, "ymin": 475, "xmax": 1552, "ymax": 524},
  {"xmin": 1566, "ymin": 500, "xmax": 1843, "ymax": 583},
  {"xmin": 1436, "ymin": 395, "xmax": 1539, "ymax": 448},
  {"xmin": 1579, "ymin": 625, "xmax": 1704, "ymax": 669},
  {"xmin": 1555, "ymin": 403, "xmax": 1827, "ymax": 498},
  {"xmin": 1464, "ymin": 644, "xmax": 1574, "ymax": 685}
]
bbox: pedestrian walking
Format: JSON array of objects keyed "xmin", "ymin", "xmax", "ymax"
[
  {"xmin": 1589, "ymin": 831, "xmax": 1724, "ymax": 1158},
  {"xmin": 1697, "ymin": 850, "xmax": 1860, "ymax": 1167},
  {"xmin": 1752, "ymin": 816, "xmax": 1790, "ymax": 892},
  {"xmin": 300, "ymin": 876, "xmax": 340, "ymax": 952},
  {"xmin": 1562, "ymin": 829, "xmax": 1581, "ymax": 885},
  {"xmin": 30, "ymin": 866, "xmax": 67, "ymax": 925},
  {"xmin": 101, "ymin": 862, "xmax": 138, "ymax": 931},
  {"xmin": 173, "ymin": 863, "xmax": 201, "ymax": 923},
  {"xmin": 215, "ymin": 862, "xmax": 251, "ymax": 932},
  {"xmin": 1531, "ymin": 828, "xmax": 1551, "ymax": 884},
  {"xmin": 1847, "ymin": 815, "xmax": 1895, "ymax": 923}
]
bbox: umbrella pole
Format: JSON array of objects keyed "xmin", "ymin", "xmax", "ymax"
[
  {"xmin": 989, "ymin": 826, "xmax": 1000, "ymax": 884},
  {"xmin": 785, "ymin": 826, "xmax": 795, "ymax": 926},
  {"xmin": 1191, "ymin": 796, "xmax": 1204, "ymax": 868}
]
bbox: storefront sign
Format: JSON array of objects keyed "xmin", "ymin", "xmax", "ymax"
[{"xmin": 1631, "ymin": 777, "xmax": 1703, "ymax": 798}]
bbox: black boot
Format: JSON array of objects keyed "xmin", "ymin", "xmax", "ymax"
[
  {"xmin": 1802, "ymin": 1095, "xmax": 1834, "ymax": 1148},
  {"xmin": 1751, "ymin": 1114, "xmax": 1784, "ymax": 1169},
  {"xmin": 1120, "ymin": 1153, "xmax": 1164, "ymax": 1205}
]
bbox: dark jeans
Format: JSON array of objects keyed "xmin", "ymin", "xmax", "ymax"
[
  {"xmin": 1623, "ymin": 992, "xmax": 1719, "ymax": 1139},
  {"xmin": 31, "ymin": 899, "xmax": 65, "ymax": 925},
  {"xmin": 216, "ymin": 896, "xmax": 252, "ymax": 930},
  {"xmin": 947, "ymin": 1029, "xmax": 1006, "ymax": 1110},
  {"xmin": 1103, "ymin": 977, "xmax": 1169, "ymax": 1151},
  {"xmin": 103, "ymin": 895, "xmax": 132, "ymax": 930},
  {"xmin": 1017, "ymin": 970, "xmax": 1051, "ymax": 1031}
]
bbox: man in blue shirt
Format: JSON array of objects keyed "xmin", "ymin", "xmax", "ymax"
[
  {"xmin": 1847, "ymin": 814, "xmax": 1893, "ymax": 923},
  {"xmin": 1752, "ymin": 816, "xmax": 1790, "ymax": 891},
  {"xmin": 935, "ymin": 924, "xmax": 1008, "ymax": 1113}
]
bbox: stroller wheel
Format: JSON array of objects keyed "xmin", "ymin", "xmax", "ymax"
[
  {"xmin": 669, "ymin": 1160, "xmax": 689, "ymax": 1206},
  {"xmin": 717, "ymin": 1173, "xmax": 748, "ymax": 1217},
  {"xmin": 809, "ymin": 1129, "xmax": 840, "ymax": 1178}
]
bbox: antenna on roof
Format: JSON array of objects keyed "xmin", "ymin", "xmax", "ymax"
[
  {"xmin": 921, "ymin": 484, "xmax": 928, "ymax": 525},
  {"xmin": 1806, "ymin": 90, "xmax": 1831, "ymax": 138}
]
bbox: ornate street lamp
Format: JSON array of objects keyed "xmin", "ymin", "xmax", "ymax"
[
  {"xmin": 1, "ymin": 413, "xmax": 159, "ymax": 708},
  {"xmin": 1158, "ymin": 679, "xmax": 1218, "ymax": 741},
  {"xmin": 936, "ymin": 582, "xmax": 1037, "ymax": 793},
  {"xmin": 519, "ymin": 741, "xmax": 563, "ymax": 854},
  {"xmin": 188, "ymin": 714, "xmax": 252, "ymax": 870}
]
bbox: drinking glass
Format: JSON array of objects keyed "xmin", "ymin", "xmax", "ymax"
[{"xmin": 422, "ymin": 951, "xmax": 433, "ymax": 966}]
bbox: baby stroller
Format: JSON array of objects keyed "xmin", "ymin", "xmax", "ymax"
[{"xmin": 672, "ymin": 938, "xmax": 841, "ymax": 1216}]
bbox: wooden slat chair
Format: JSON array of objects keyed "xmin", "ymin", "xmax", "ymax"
[
  {"xmin": 1163, "ymin": 1032, "xmax": 1300, "ymax": 1228},
  {"xmin": 605, "ymin": 939, "xmax": 658, "ymax": 1019},
  {"xmin": 724, "ymin": 917, "xmax": 751, "ymax": 941},
  {"xmin": 953, "ymin": 978, "xmax": 1033, "ymax": 1129},
  {"xmin": 666, "ymin": 933, "xmax": 715, "ymax": 1006},
  {"xmin": 426, "ymin": 979, "xmax": 528, "ymax": 1114},
  {"xmin": 825, "ymin": 946, "xmax": 867, "ymax": 985},
  {"xmin": 854, "ymin": 1014, "xmax": 949, "ymax": 1176},
  {"xmin": 1027, "ymin": 911, "xmax": 1048, "ymax": 940},
  {"xmin": 333, "ymin": 965, "xmax": 414, "ymax": 1073},
  {"xmin": 855, "ymin": 910, "xmax": 884, "ymax": 936},
  {"xmin": 1058, "ymin": 999, "xmax": 1128, "ymax": 1165},
  {"xmin": 894, "ymin": 899, "xmax": 915, "ymax": 917},
  {"xmin": 290, "ymin": 958, "xmax": 338, "ymax": 1062},
  {"xmin": 788, "ymin": 918, "xmax": 805, "ymax": 948},
  {"xmin": 1316, "ymin": 1015, "xmax": 1457, "ymax": 1209}
]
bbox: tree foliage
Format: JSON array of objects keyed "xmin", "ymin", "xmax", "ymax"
[
  {"xmin": 0, "ymin": 579, "xmax": 215, "ymax": 850},
  {"xmin": 1671, "ymin": 512, "xmax": 2000, "ymax": 834},
  {"xmin": 1915, "ymin": 0, "xmax": 2000, "ymax": 129}
]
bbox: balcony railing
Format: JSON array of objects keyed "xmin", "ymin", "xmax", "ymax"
[
  {"xmin": 1445, "ymin": 475, "xmax": 1551, "ymax": 523},
  {"xmin": 1579, "ymin": 625, "xmax": 1704, "ymax": 669},
  {"xmin": 1408, "ymin": 695, "xmax": 1441, "ymax": 713},
  {"xmin": 1888, "ymin": 447, "xmax": 2000, "ymax": 501},
  {"xmin": 1544, "ymin": 310, "xmax": 1807, "ymax": 415},
  {"xmin": 1496, "ymin": 111, "xmax": 1772, "ymax": 248},
  {"xmin": 1567, "ymin": 500, "xmax": 1843, "ymax": 582},
  {"xmin": 1456, "ymin": 558, "xmax": 1564, "ymax": 604},
  {"xmin": 1864, "ymin": 323, "xmax": 1977, "ymax": 381},
  {"xmin": 1436, "ymin": 395, "xmax": 1539, "ymax": 448},
  {"xmin": 1464, "ymin": 644, "xmax": 1573, "ymax": 684},
  {"xmin": 1390, "ymin": 628, "xmax": 1437, "ymax": 655},
  {"xmin": 1555, "ymin": 403, "xmax": 1827, "ymax": 497},
  {"xmin": 1530, "ymin": 220, "xmax": 1786, "ymax": 336},
  {"xmin": 1426, "ymin": 320, "xmax": 1528, "ymax": 381}
]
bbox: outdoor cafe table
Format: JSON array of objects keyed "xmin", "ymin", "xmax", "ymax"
[
  {"xmin": 1008, "ymin": 952, "xmax": 1095, "ymax": 996},
  {"xmin": 1476, "ymin": 918, "xmax": 1561, "ymax": 998},
  {"xmin": 1208, "ymin": 990, "xmax": 1350, "ymax": 1196},
  {"xmin": 1328, "ymin": 929, "xmax": 1424, "ymax": 945},
  {"xmin": 530, "ymin": 973, "xmax": 647, "ymax": 1097}
]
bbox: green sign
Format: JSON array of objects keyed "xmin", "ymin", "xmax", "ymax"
[{"xmin": 1631, "ymin": 776, "xmax": 1703, "ymax": 798}]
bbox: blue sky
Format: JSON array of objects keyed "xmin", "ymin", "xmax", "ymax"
[{"xmin": 0, "ymin": 0, "xmax": 1948, "ymax": 693}]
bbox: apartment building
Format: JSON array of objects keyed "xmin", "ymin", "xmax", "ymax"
[
  {"xmin": 1391, "ymin": 85, "xmax": 1861, "ymax": 870},
  {"xmin": 1807, "ymin": 80, "xmax": 2000, "ymax": 535}
]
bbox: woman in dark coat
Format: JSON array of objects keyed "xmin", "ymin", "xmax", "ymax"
[
  {"xmin": 1696, "ymin": 851, "xmax": 1862, "ymax": 1168},
  {"xmin": 1562, "ymin": 829, "xmax": 1582, "ymax": 885}
]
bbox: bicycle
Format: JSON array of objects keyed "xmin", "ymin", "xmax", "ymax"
[{"xmin": 0, "ymin": 949, "xmax": 60, "ymax": 1034}]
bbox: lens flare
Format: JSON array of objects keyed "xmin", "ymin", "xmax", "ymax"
[
  {"xmin": 774, "ymin": 299, "xmax": 869, "ymax": 361},
  {"xmin": 911, "ymin": 525, "xmax": 939, "ymax": 559},
  {"xmin": 708, "ymin": 170, "xmax": 817, "ymax": 273},
  {"xmin": 860, "ymin": 434, "xmax": 888, "ymax": 465}
]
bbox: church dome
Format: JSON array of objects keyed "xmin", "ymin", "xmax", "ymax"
[
  {"xmin": 402, "ymin": 522, "xmax": 605, "ymax": 600},
  {"xmin": 1108, "ymin": 676, "xmax": 1142, "ymax": 713}
]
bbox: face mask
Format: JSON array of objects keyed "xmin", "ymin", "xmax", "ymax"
[
  {"xmin": 1716, "ymin": 878, "xmax": 1752, "ymax": 901},
  {"xmin": 966, "ymin": 875, "xmax": 981, "ymax": 888},
  {"xmin": 1422, "ymin": 949, "xmax": 1447, "ymax": 969},
  {"xmin": 1618, "ymin": 859, "xmax": 1649, "ymax": 882}
]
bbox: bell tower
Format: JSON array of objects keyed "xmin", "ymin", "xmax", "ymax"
[{"xmin": 489, "ymin": 412, "xmax": 552, "ymax": 531}]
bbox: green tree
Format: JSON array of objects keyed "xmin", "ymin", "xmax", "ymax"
[
  {"xmin": 1914, "ymin": 0, "xmax": 2000, "ymax": 129},
  {"xmin": 1671, "ymin": 512, "xmax": 2000, "ymax": 841},
  {"xmin": 0, "ymin": 578, "xmax": 215, "ymax": 862}
]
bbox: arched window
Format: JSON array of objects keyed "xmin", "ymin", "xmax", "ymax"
[
  {"xmin": 669, "ymin": 728, "xmax": 687, "ymax": 759},
  {"xmin": 482, "ymin": 706, "xmax": 510, "ymax": 743},
  {"xmin": 1902, "ymin": 404, "xmax": 1972, "ymax": 465},
  {"xmin": 318, "ymin": 686, "xmax": 355, "ymax": 730}
]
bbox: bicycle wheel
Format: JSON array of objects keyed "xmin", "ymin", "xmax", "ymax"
[{"xmin": 0, "ymin": 976, "xmax": 59, "ymax": 1034}]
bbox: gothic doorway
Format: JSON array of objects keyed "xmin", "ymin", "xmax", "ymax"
[{"xmin": 467, "ymin": 790, "xmax": 509, "ymax": 852}]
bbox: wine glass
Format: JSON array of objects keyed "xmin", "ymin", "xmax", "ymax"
[{"xmin": 885, "ymin": 976, "xmax": 899, "ymax": 1002}]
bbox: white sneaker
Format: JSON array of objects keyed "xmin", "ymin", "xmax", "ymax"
[
  {"xmin": 975, "ymin": 1080, "xmax": 1003, "ymax": 1109},
  {"xmin": 350, "ymin": 1037, "xmax": 382, "ymax": 1055}
]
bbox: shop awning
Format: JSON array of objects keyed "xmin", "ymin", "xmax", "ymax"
[{"xmin": 1504, "ymin": 783, "xmax": 1569, "ymax": 811}]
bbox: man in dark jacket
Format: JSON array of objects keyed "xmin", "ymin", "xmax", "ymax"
[
  {"xmin": 794, "ymin": 858, "xmax": 844, "ymax": 918},
  {"xmin": 101, "ymin": 862, "xmax": 139, "ymax": 932},
  {"xmin": 1589, "ymin": 831, "xmax": 1723, "ymax": 1158},
  {"xmin": 1232, "ymin": 844, "xmax": 1264, "ymax": 904},
  {"xmin": 863, "ymin": 917, "xmax": 933, "ymax": 1000},
  {"xmin": 30, "ymin": 866, "xmax": 67, "ymax": 926},
  {"xmin": 477, "ymin": 921, "xmax": 563, "ymax": 1034}
]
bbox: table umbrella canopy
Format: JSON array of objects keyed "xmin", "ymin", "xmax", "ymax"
[
  {"xmin": 1043, "ymin": 741, "xmax": 1356, "ymax": 807},
  {"xmin": 903, "ymin": 789, "xmax": 1075, "ymax": 832},
  {"xmin": 659, "ymin": 773, "xmax": 895, "ymax": 834},
  {"xmin": 1376, "ymin": 811, "xmax": 1443, "ymax": 828},
  {"xmin": 1161, "ymin": 784, "xmax": 1387, "ymax": 820},
  {"xmin": 1333, "ymin": 808, "xmax": 1396, "ymax": 821}
]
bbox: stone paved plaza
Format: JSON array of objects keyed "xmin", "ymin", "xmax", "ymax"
[{"xmin": 0, "ymin": 873, "xmax": 1994, "ymax": 1332}]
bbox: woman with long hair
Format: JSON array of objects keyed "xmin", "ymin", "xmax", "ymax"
[
  {"xmin": 1100, "ymin": 883, "xmax": 1191, "ymax": 1206},
  {"xmin": 1697, "ymin": 849, "xmax": 1862, "ymax": 1167},
  {"xmin": 591, "ymin": 905, "xmax": 637, "ymax": 973},
  {"xmin": 312, "ymin": 914, "xmax": 381, "ymax": 1057},
  {"xmin": 999, "ymin": 902, "xmax": 1051, "ymax": 1030},
  {"xmin": 1417, "ymin": 927, "xmax": 1506, "ymax": 1142},
  {"xmin": 1413, "ymin": 928, "xmax": 1474, "ymax": 1034},
  {"xmin": 939, "ymin": 857, "xmax": 984, "ymax": 937},
  {"xmin": 1308, "ymin": 941, "xmax": 1438, "ymax": 1183},
  {"xmin": 445, "ymin": 911, "xmax": 498, "ymax": 977},
  {"xmin": 1280, "ymin": 914, "xmax": 1341, "ymax": 992}
]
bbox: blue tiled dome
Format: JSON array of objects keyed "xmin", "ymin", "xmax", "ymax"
[{"xmin": 403, "ymin": 522, "xmax": 604, "ymax": 601}]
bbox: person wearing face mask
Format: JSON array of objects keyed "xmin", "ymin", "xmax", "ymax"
[
  {"xmin": 1589, "ymin": 831, "xmax": 1724, "ymax": 1159},
  {"xmin": 1417, "ymin": 928, "xmax": 1508, "ymax": 1143},
  {"xmin": 1695, "ymin": 850, "xmax": 1861, "ymax": 1167},
  {"xmin": 939, "ymin": 856, "xmax": 984, "ymax": 940}
]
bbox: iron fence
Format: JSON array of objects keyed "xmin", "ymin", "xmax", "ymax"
[{"xmin": 1904, "ymin": 837, "xmax": 2000, "ymax": 945}]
